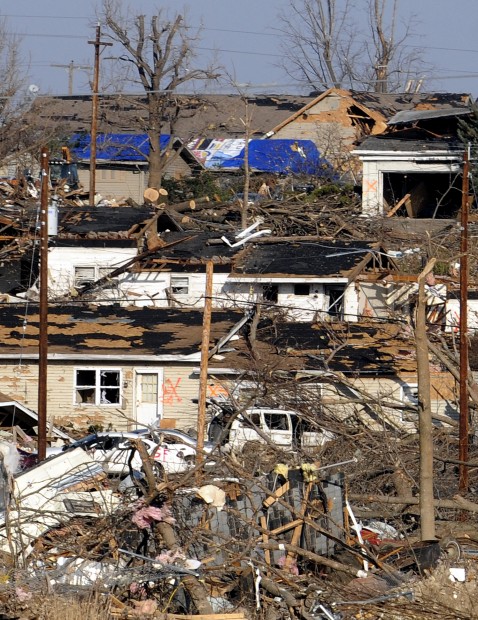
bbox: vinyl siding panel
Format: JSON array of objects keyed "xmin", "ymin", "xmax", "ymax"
[
  {"xmin": 0, "ymin": 361, "xmax": 458, "ymax": 437},
  {"xmin": 78, "ymin": 169, "xmax": 146, "ymax": 204},
  {"xmin": 162, "ymin": 366, "xmax": 200, "ymax": 431},
  {"xmin": 0, "ymin": 361, "xmax": 202, "ymax": 433}
]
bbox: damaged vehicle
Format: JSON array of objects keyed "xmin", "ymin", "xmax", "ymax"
[
  {"xmin": 207, "ymin": 401, "xmax": 333, "ymax": 454},
  {"xmin": 0, "ymin": 447, "xmax": 119, "ymax": 559},
  {"xmin": 61, "ymin": 429, "xmax": 213, "ymax": 477}
]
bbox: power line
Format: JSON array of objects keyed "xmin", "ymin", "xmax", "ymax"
[
  {"xmin": 7, "ymin": 13, "xmax": 478, "ymax": 57},
  {"xmin": 4, "ymin": 13, "xmax": 90, "ymax": 20}
]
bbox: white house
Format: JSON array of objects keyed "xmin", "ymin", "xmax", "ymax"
[{"xmin": 353, "ymin": 107, "xmax": 471, "ymax": 217}]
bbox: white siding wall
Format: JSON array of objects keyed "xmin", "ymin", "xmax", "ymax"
[
  {"xmin": 48, "ymin": 247, "xmax": 137, "ymax": 298},
  {"xmin": 360, "ymin": 158, "xmax": 461, "ymax": 217},
  {"xmin": 446, "ymin": 299, "xmax": 478, "ymax": 333},
  {"xmin": 115, "ymin": 272, "xmax": 230, "ymax": 308},
  {"xmin": 47, "ymin": 252, "xmax": 362, "ymax": 320},
  {"xmin": 104, "ymin": 272, "xmax": 359, "ymax": 320},
  {"xmin": 224, "ymin": 279, "xmax": 359, "ymax": 322}
]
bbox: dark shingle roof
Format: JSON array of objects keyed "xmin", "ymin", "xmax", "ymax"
[
  {"xmin": 232, "ymin": 240, "xmax": 377, "ymax": 277},
  {"xmin": 354, "ymin": 134, "xmax": 463, "ymax": 153},
  {"xmin": 57, "ymin": 205, "xmax": 155, "ymax": 235},
  {"xmin": 0, "ymin": 305, "xmax": 244, "ymax": 357},
  {"xmin": 350, "ymin": 91, "xmax": 471, "ymax": 118},
  {"xmin": 252, "ymin": 319, "xmax": 418, "ymax": 375},
  {"xmin": 32, "ymin": 94, "xmax": 314, "ymax": 139}
]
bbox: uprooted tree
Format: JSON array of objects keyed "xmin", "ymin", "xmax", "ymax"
[
  {"xmin": 276, "ymin": 0, "xmax": 427, "ymax": 93},
  {"xmin": 99, "ymin": 0, "xmax": 220, "ymax": 189}
]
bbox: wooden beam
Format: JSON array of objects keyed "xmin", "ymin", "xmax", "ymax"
[
  {"xmin": 263, "ymin": 481, "xmax": 290, "ymax": 508},
  {"xmin": 386, "ymin": 193, "xmax": 411, "ymax": 218}
]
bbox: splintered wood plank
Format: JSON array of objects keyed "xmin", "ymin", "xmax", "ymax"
[
  {"xmin": 263, "ymin": 481, "xmax": 290, "ymax": 508},
  {"xmin": 260, "ymin": 515, "xmax": 271, "ymax": 565},
  {"xmin": 386, "ymin": 193, "xmax": 410, "ymax": 218},
  {"xmin": 167, "ymin": 614, "xmax": 246, "ymax": 620}
]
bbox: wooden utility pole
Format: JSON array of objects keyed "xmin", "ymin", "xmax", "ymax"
[
  {"xmin": 459, "ymin": 148, "xmax": 470, "ymax": 492},
  {"xmin": 196, "ymin": 261, "xmax": 214, "ymax": 481},
  {"xmin": 37, "ymin": 147, "xmax": 49, "ymax": 462},
  {"xmin": 51, "ymin": 61, "xmax": 90, "ymax": 96},
  {"xmin": 88, "ymin": 25, "xmax": 112, "ymax": 207},
  {"xmin": 416, "ymin": 258, "xmax": 437, "ymax": 541}
]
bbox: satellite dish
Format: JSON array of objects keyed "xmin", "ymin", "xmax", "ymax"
[{"xmin": 28, "ymin": 84, "xmax": 40, "ymax": 95}]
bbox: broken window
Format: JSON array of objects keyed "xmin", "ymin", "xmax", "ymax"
[
  {"xmin": 171, "ymin": 276, "xmax": 189, "ymax": 295},
  {"xmin": 74, "ymin": 266, "xmax": 96, "ymax": 287},
  {"xmin": 401, "ymin": 383, "xmax": 419, "ymax": 405},
  {"xmin": 324, "ymin": 285, "xmax": 345, "ymax": 319},
  {"xmin": 264, "ymin": 413, "xmax": 290, "ymax": 431},
  {"xmin": 247, "ymin": 413, "xmax": 261, "ymax": 426},
  {"xmin": 75, "ymin": 369, "xmax": 121, "ymax": 406},
  {"xmin": 263, "ymin": 284, "xmax": 279, "ymax": 304},
  {"xmin": 294, "ymin": 283, "xmax": 310, "ymax": 296}
]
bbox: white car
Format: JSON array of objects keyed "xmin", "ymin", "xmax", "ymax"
[
  {"xmin": 62, "ymin": 430, "xmax": 213, "ymax": 476},
  {"xmin": 208, "ymin": 406, "xmax": 333, "ymax": 453}
]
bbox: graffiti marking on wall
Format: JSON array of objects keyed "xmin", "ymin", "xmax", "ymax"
[
  {"xmin": 364, "ymin": 179, "xmax": 377, "ymax": 192},
  {"xmin": 161, "ymin": 378, "xmax": 182, "ymax": 405},
  {"xmin": 208, "ymin": 383, "xmax": 229, "ymax": 399}
]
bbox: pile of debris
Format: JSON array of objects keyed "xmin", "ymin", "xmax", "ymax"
[{"xmin": 0, "ymin": 424, "xmax": 476, "ymax": 620}]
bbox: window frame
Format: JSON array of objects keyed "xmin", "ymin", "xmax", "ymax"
[
  {"xmin": 400, "ymin": 382, "xmax": 419, "ymax": 422},
  {"xmin": 262, "ymin": 284, "xmax": 279, "ymax": 303},
  {"xmin": 294, "ymin": 283, "xmax": 310, "ymax": 296},
  {"xmin": 171, "ymin": 276, "xmax": 189, "ymax": 295},
  {"xmin": 401, "ymin": 382, "xmax": 419, "ymax": 405},
  {"xmin": 74, "ymin": 367, "xmax": 122, "ymax": 407},
  {"xmin": 74, "ymin": 266, "xmax": 96, "ymax": 287},
  {"xmin": 324, "ymin": 284, "xmax": 346, "ymax": 319},
  {"xmin": 74, "ymin": 265, "xmax": 117, "ymax": 288}
]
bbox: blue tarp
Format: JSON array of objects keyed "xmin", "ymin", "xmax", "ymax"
[
  {"xmin": 69, "ymin": 133, "xmax": 171, "ymax": 162},
  {"xmin": 69, "ymin": 134, "xmax": 335, "ymax": 178},
  {"xmin": 217, "ymin": 139, "xmax": 334, "ymax": 176}
]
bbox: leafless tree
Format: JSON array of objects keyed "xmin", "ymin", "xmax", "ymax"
[
  {"xmin": 0, "ymin": 16, "xmax": 37, "ymax": 163},
  {"xmin": 99, "ymin": 0, "xmax": 220, "ymax": 189},
  {"xmin": 277, "ymin": 0, "xmax": 427, "ymax": 93}
]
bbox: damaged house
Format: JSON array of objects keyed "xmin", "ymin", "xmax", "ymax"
[
  {"xmin": 0, "ymin": 303, "xmax": 459, "ymax": 437},
  {"xmin": 262, "ymin": 88, "xmax": 472, "ymax": 178},
  {"xmin": 205, "ymin": 317, "xmax": 460, "ymax": 437},
  {"xmin": 68, "ymin": 232, "xmax": 402, "ymax": 322},
  {"xmin": 69, "ymin": 133, "xmax": 204, "ymax": 204},
  {"xmin": 353, "ymin": 103, "xmax": 473, "ymax": 217},
  {"xmin": 0, "ymin": 304, "xmax": 244, "ymax": 432}
]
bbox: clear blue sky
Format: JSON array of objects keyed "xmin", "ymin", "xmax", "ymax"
[{"xmin": 6, "ymin": 0, "xmax": 478, "ymax": 98}]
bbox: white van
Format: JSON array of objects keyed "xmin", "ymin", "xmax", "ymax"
[{"xmin": 208, "ymin": 407, "xmax": 332, "ymax": 453}]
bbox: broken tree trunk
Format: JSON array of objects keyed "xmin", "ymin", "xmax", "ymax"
[
  {"xmin": 416, "ymin": 259, "xmax": 436, "ymax": 541},
  {"xmin": 349, "ymin": 493, "xmax": 478, "ymax": 512}
]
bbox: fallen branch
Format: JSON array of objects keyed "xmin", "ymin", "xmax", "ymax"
[{"xmin": 349, "ymin": 493, "xmax": 478, "ymax": 512}]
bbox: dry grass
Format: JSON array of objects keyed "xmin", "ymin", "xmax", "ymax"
[{"xmin": 5, "ymin": 592, "xmax": 112, "ymax": 620}]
